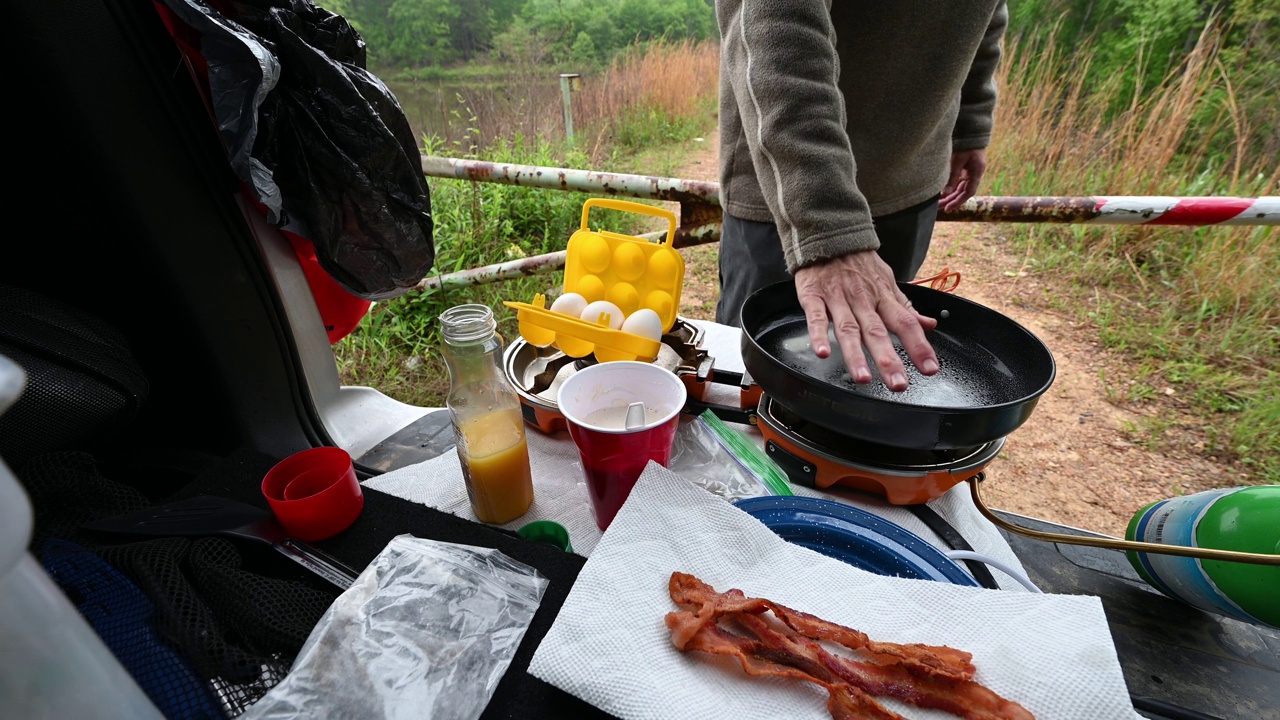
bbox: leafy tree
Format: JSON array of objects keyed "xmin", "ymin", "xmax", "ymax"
[
  {"xmin": 319, "ymin": 0, "xmax": 715, "ymax": 68},
  {"xmin": 387, "ymin": 0, "xmax": 461, "ymax": 65},
  {"xmin": 571, "ymin": 30, "xmax": 598, "ymax": 63}
]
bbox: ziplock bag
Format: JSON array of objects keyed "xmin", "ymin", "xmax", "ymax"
[
  {"xmin": 239, "ymin": 535, "xmax": 547, "ymax": 720},
  {"xmin": 667, "ymin": 410, "xmax": 792, "ymax": 501}
]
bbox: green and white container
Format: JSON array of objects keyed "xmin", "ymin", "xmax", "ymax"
[{"xmin": 1126, "ymin": 486, "xmax": 1279, "ymax": 628}]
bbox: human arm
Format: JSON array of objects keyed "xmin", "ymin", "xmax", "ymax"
[
  {"xmin": 943, "ymin": 1, "xmax": 1008, "ymax": 212},
  {"xmin": 717, "ymin": 0, "xmax": 937, "ymax": 390}
]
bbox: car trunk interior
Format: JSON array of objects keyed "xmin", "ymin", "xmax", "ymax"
[
  {"xmin": 1, "ymin": 2, "xmax": 605, "ymax": 717},
  {"xmin": 7, "ymin": 0, "xmax": 323, "ymax": 475}
]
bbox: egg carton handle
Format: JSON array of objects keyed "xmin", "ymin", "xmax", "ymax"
[{"xmin": 580, "ymin": 198, "xmax": 678, "ymax": 245}]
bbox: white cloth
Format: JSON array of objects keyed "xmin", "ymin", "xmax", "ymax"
[
  {"xmin": 364, "ymin": 429, "xmax": 608, "ymax": 554},
  {"xmin": 364, "ymin": 319, "xmax": 1028, "ymax": 585},
  {"xmin": 527, "ymin": 464, "xmax": 1140, "ymax": 720}
]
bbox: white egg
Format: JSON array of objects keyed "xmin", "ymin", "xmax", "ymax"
[
  {"xmin": 548, "ymin": 292, "xmax": 588, "ymax": 318},
  {"xmin": 620, "ymin": 308, "xmax": 664, "ymax": 342},
  {"xmin": 579, "ymin": 300, "xmax": 624, "ymax": 330}
]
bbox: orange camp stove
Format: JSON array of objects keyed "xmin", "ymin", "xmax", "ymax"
[{"xmin": 755, "ymin": 394, "xmax": 1004, "ymax": 505}]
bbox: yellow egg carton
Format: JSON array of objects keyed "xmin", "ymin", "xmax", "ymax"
[{"xmin": 503, "ymin": 198, "xmax": 685, "ymax": 363}]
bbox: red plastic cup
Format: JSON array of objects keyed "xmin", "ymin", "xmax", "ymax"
[
  {"xmin": 261, "ymin": 447, "xmax": 364, "ymax": 542},
  {"xmin": 557, "ymin": 361, "xmax": 687, "ymax": 531}
]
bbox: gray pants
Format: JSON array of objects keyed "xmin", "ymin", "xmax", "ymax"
[{"xmin": 715, "ymin": 196, "xmax": 939, "ymax": 327}]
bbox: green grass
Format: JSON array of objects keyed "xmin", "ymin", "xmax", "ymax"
[
  {"xmin": 984, "ymin": 26, "xmax": 1280, "ymax": 483},
  {"xmin": 379, "ymin": 62, "xmax": 546, "ymax": 83},
  {"xmin": 612, "ymin": 103, "xmax": 705, "ymax": 152},
  {"xmin": 994, "ymin": 222, "xmax": 1280, "ymax": 482},
  {"xmin": 332, "ymin": 111, "xmax": 710, "ymax": 406}
]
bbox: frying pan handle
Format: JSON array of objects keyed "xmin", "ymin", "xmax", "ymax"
[
  {"xmin": 580, "ymin": 198, "xmax": 678, "ymax": 245},
  {"xmin": 276, "ymin": 539, "xmax": 361, "ymax": 590},
  {"xmin": 910, "ymin": 267, "xmax": 961, "ymax": 292}
]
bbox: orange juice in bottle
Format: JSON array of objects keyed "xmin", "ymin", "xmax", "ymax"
[
  {"xmin": 456, "ymin": 408, "xmax": 534, "ymax": 523},
  {"xmin": 440, "ymin": 304, "xmax": 534, "ymax": 524}
]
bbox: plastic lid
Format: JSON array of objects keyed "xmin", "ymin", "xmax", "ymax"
[
  {"xmin": 504, "ymin": 199, "xmax": 685, "ymax": 362},
  {"xmin": 733, "ymin": 496, "xmax": 980, "ymax": 586},
  {"xmin": 517, "ymin": 520, "xmax": 573, "ymax": 553}
]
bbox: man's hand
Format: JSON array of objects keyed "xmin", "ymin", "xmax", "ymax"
[
  {"xmin": 941, "ymin": 148, "xmax": 987, "ymax": 212},
  {"xmin": 793, "ymin": 251, "xmax": 939, "ymax": 392}
]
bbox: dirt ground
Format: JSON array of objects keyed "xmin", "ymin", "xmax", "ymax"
[{"xmin": 670, "ymin": 132, "xmax": 1252, "ymax": 537}]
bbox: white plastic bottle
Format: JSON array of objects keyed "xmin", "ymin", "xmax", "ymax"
[{"xmin": 0, "ymin": 354, "xmax": 165, "ymax": 720}]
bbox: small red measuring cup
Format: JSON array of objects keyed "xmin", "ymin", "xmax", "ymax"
[{"xmin": 261, "ymin": 447, "xmax": 363, "ymax": 542}]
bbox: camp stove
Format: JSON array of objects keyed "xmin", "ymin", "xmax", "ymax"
[
  {"xmin": 503, "ymin": 317, "xmax": 761, "ymax": 433},
  {"xmin": 755, "ymin": 394, "xmax": 1004, "ymax": 505}
]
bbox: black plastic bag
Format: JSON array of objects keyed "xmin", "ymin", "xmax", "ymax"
[{"xmin": 158, "ymin": 0, "xmax": 433, "ymax": 300}]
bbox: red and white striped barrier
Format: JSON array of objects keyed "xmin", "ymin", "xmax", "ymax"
[
  {"xmin": 1091, "ymin": 196, "xmax": 1279, "ymax": 225},
  {"xmin": 946, "ymin": 196, "xmax": 1279, "ymax": 226}
]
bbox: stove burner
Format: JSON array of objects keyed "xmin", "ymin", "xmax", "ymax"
[
  {"xmin": 757, "ymin": 394, "xmax": 1003, "ymax": 504},
  {"xmin": 765, "ymin": 396, "xmax": 991, "ymax": 469},
  {"xmin": 503, "ymin": 318, "xmax": 718, "ymax": 433}
]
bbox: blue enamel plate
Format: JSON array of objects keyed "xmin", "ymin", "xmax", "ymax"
[{"xmin": 733, "ymin": 496, "xmax": 979, "ymax": 587}]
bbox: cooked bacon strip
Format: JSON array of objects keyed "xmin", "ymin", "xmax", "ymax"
[
  {"xmin": 770, "ymin": 602, "xmax": 976, "ymax": 682},
  {"xmin": 819, "ymin": 651, "xmax": 1034, "ymax": 720},
  {"xmin": 736, "ymin": 611, "xmax": 1034, "ymax": 720},
  {"xmin": 666, "ymin": 572, "xmax": 1036, "ymax": 720},
  {"xmin": 671, "ymin": 613, "xmax": 906, "ymax": 720},
  {"xmin": 669, "ymin": 572, "xmax": 975, "ymax": 683}
]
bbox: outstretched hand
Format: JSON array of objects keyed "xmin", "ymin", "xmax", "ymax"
[
  {"xmin": 793, "ymin": 251, "xmax": 939, "ymax": 392},
  {"xmin": 941, "ymin": 148, "xmax": 987, "ymax": 212}
]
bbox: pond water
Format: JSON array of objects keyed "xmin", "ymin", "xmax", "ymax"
[{"xmin": 383, "ymin": 75, "xmax": 567, "ymax": 149}]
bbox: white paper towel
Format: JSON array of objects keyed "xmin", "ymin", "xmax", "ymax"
[{"xmin": 527, "ymin": 463, "xmax": 1139, "ymax": 720}]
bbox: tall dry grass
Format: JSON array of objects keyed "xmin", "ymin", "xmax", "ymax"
[
  {"xmin": 419, "ymin": 38, "xmax": 720, "ymax": 163},
  {"xmin": 988, "ymin": 23, "xmax": 1279, "ymax": 477},
  {"xmin": 574, "ymin": 38, "xmax": 720, "ymax": 154},
  {"xmin": 992, "ymin": 24, "xmax": 1278, "ymax": 310}
]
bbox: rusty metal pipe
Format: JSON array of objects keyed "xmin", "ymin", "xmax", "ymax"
[
  {"xmin": 416, "ymin": 157, "xmax": 1277, "ymax": 291},
  {"xmin": 421, "ymin": 156, "xmax": 1278, "ymax": 225},
  {"xmin": 420, "ymin": 155, "xmax": 721, "ymax": 207},
  {"xmin": 414, "ymin": 250, "xmax": 568, "ymax": 293}
]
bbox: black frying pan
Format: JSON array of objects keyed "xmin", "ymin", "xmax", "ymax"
[{"xmin": 739, "ymin": 280, "xmax": 1055, "ymax": 450}]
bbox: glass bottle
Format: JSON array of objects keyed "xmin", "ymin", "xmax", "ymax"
[
  {"xmin": 437, "ymin": 302, "xmax": 532, "ymax": 520},
  {"xmin": 439, "ymin": 304, "xmax": 534, "ymax": 524}
]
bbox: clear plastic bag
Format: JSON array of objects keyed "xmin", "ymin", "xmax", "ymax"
[
  {"xmin": 667, "ymin": 411, "xmax": 792, "ymax": 501},
  {"xmin": 239, "ymin": 535, "xmax": 547, "ymax": 720}
]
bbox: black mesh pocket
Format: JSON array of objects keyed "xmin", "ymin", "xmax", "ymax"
[
  {"xmin": 21, "ymin": 452, "xmax": 338, "ymax": 717},
  {"xmin": 0, "ymin": 283, "xmax": 149, "ymax": 468}
]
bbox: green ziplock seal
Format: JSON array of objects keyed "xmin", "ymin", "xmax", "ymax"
[{"xmin": 698, "ymin": 410, "xmax": 793, "ymax": 497}]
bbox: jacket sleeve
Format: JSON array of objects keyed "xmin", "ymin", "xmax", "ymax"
[
  {"xmin": 718, "ymin": 0, "xmax": 878, "ymax": 273},
  {"xmin": 952, "ymin": 1, "xmax": 1008, "ymax": 151}
]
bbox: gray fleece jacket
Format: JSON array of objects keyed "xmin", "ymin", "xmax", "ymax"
[{"xmin": 717, "ymin": 0, "xmax": 1008, "ymax": 272}]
